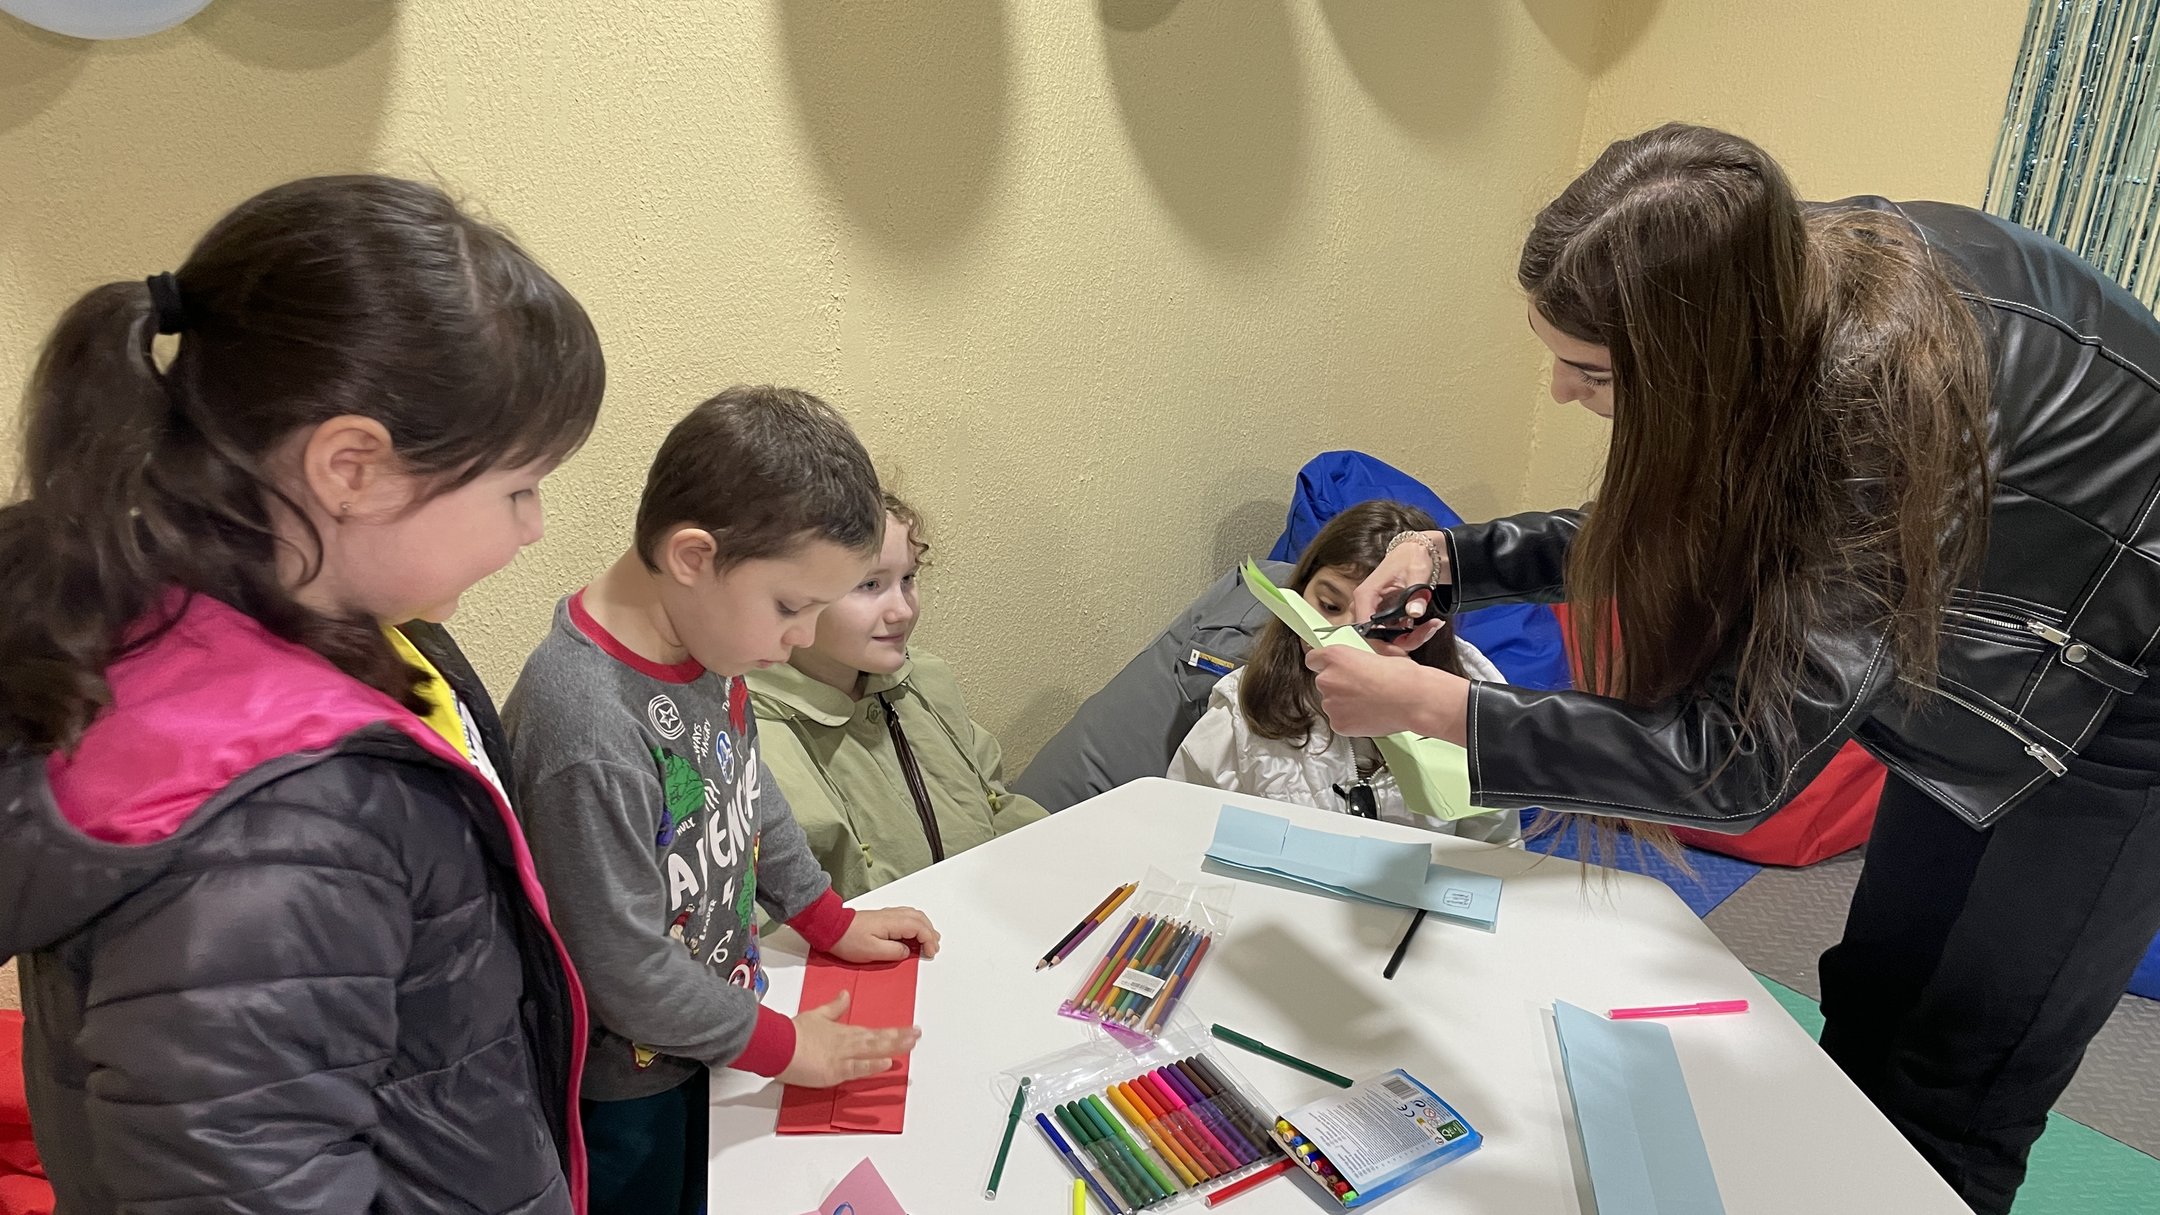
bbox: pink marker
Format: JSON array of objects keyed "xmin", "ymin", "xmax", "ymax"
[{"xmin": 1608, "ymin": 999, "xmax": 1750, "ymax": 1020}]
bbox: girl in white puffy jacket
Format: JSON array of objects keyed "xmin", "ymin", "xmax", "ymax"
[{"xmin": 1169, "ymin": 501, "xmax": 1521, "ymax": 844}]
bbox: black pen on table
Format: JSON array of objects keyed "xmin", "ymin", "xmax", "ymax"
[{"xmin": 1383, "ymin": 908, "xmax": 1426, "ymax": 980}]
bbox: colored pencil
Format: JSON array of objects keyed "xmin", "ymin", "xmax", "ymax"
[
  {"xmin": 1203, "ymin": 1159, "xmax": 1295, "ymax": 1207},
  {"xmin": 1038, "ymin": 1112, "xmax": 1124, "ymax": 1214},
  {"xmin": 1109, "ymin": 921, "xmax": 1183, "ymax": 1022},
  {"xmin": 1071, "ymin": 914, "xmax": 1149, "ymax": 1011},
  {"xmin": 1209, "ymin": 1025, "xmax": 1354, "ymax": 1088},
  {"xmin": 1040, "ymin": 882, "xmax": 1137, "ymax": 969},
  {"xmin": 1141, "ymin": 931, "xmax": 1213, "ymax": 1033},
  {"xmin": 1120, "ymin": 924, "xmax": 1197, "ymax": 1028},
  {"xmin": 985, "ymin": 1074, "xmax": 1029, "ymax": 1198},
  {"xmin": 1383, "ymin": 909, "xmax": 1426, "ymax": 980},
  {"xmin": 1097, "ymin": 917, "xmax": 1167, "ymax": 1012},
  {"xmin": 1104, "ymin": 918, "xmax": 1178, "ymax": 1016},
  {"xmin": 1107, "ymin": 920, "xmax": 1183, "ymax": 1020}
]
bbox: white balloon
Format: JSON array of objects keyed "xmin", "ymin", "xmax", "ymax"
[{"xmin": 0, "ymin": 0, "xmax": 213, "ymax": 40}]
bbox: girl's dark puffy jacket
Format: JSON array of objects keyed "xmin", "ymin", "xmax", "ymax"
[{"xmin": 0, "ymin": 595, "xmax": 589, "ymax": 1213}]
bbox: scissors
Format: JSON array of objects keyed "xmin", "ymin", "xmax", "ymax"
[{"xmin": 1311, "ymin": 582, "xmax": 1446, "ymax": 643}]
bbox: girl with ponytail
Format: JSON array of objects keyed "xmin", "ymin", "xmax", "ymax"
[{"xmin": 0, "ymin": 176, "xmax": 605, "ymax": 1214}]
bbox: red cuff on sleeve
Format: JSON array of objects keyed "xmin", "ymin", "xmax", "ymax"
[
  {"xmin": 787, "ymin": 888, "xmax": 855, "ymax": 953},
  {"xmin": 729, "ymin": 1005, "xmax": 798, "ymax": 1077}
]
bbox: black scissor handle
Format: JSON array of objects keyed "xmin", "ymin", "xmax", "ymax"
[{"xmin": 1357, "ymin": 583, "xmax": 1443, "ymax": 642}]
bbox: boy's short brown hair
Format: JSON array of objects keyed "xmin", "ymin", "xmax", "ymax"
[{"xmin": 635, "ymin": 385, "xmax": 883, "ymax": 571}]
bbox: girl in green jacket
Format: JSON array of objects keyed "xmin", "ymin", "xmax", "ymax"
[{"xmin": 747, "ymin": 493, "xmax": 1049, "ymax": 898}]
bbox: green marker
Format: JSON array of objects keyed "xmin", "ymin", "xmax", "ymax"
[
  {"xmin": 1076, "ymin": 1098, "xmax": 1163, "ymax": 1203},
  {"xmin": 1060, "ymin": 1102, "xmax": 1143, "ymax": 1208},
  {"xmin": 985, "ymin": 1075, "xmax": 1029, "ymax": 1198},
  {"xmin": 1086, "ymin": 1094, "xmax": 1179, "ymax": 1198},
  {"xmin": 1210, "ymin": 1024, "xmax": 1355, "ymax": 1088}
]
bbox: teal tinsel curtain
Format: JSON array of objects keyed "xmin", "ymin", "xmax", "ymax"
[{"xmin": 1986, "ymin": 0, "xmax": 2160, "ymax": 307}]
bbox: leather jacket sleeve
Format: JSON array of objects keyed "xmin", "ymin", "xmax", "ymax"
[
  {"xmin": 1445, "ymin": 506, "xmax": 1898, "ymax": 830},
  {"xmin": 1446, "ymin": 509, "xmax": 1586, "ymax": 609},
  {"xmin": 1465, "ymin": 611, "xmax": 1896, "ymax": 832}
]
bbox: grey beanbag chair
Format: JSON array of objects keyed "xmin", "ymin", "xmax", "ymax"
[{"xmin": 1014, "ymin": 560, "xmax": 1293, "ymax": 811}]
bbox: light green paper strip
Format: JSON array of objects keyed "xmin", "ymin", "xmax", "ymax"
[{"xmin": 1241, "ymin": 559, "xmax": 1478, "ymax": 820}]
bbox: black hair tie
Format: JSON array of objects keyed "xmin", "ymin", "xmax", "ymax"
[{"xmin": 145, "ymin": 272, "xmax": 188, "ymax": 336}]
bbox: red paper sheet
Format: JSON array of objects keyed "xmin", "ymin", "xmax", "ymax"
[{"xmin": 775, "ymin": 953, "xmax": 918, "ymax": 1134}]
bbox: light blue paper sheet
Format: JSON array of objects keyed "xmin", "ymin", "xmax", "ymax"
[
  {"xmin": 1553, "ymin": 1001, "xmax": 1726, "ymax": 1215},
  {"xmin": 1204, "ymin": 805, "xmax": 1502, "ymax": 931}
]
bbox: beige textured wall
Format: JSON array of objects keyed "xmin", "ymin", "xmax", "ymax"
[
  {"xmin": 1, "ymin": 0, "xmax": 1607, "ymax": 769},
  {"xmin": 0, "ymin": 1, "xmax": 2030, "ymax": 780},
  {"xmin": 1518, "ymin": 0, "xmax": 2033, "ymax": 505}
]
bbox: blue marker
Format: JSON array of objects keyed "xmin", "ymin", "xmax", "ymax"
[{"xmin": 1038, "ymin": 1112, "xmax": 1124, "ymax": 1212}]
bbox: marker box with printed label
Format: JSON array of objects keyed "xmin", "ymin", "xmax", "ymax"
[{"xmin": 1268, "ymin": 1070, "xmax": 1482, "ymax": 1208}]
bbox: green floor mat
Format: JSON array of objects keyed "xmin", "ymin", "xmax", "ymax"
[{"xmin": 1753, "ymin": 974, "xmax": 2160, "ymax": 1214}]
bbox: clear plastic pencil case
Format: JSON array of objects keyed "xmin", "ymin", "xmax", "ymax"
[
  {"xmin": 1000, "ymin": 1020, "xmax": 1290, "ymax": 1211},
  {"xmin": 1059, "ymin": 868, "xmax": 1231, "ymax": 1039}
]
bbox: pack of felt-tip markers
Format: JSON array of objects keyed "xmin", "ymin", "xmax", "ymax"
[
  {"xmin": 1059, "ymin": 868, "xmax": 1231, "ymax": 1039},
  {"xmin": 1001, "ymin": 1021, "xmax": 1290, "ymax": 1211}
]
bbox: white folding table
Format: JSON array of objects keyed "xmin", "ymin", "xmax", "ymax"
[{"xmin": 710, "ymin": 777, "xmax": 1967, "ymax": 1212}]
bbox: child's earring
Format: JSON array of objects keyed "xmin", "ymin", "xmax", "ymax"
[{"xmin": 338, "ymin": 501, "xmax": 352, "ymax": 520}]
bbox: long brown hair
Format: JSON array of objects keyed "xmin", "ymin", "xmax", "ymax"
[
  {"xmin": 1, "ymin": 175, "xmax": 605, "ymax": 754},
  {"xmin": 1521, "ymin": 124, "xmax": 1992, "ymax": 781},
  {"xmin": 1242, "ymin": 501, "xmax": 1466, "ymax": 742}
]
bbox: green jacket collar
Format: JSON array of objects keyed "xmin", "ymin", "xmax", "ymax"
[{"xmin": 750, "ymin": 657, "xmax": 914, "ymax": 728}]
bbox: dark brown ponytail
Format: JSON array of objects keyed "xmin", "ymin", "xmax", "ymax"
[{"xmin": 2, "ymin": 175, "xmax": 606, "ymax": 753}]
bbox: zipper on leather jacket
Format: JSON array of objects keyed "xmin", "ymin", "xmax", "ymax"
[
  {"xmin": 1953, "ymin": 604, "xmax": 2144, "ymax": 693},
  {"xmin": 1917, "ymin": 677, "xmax": 2069, "ymax": 777}
]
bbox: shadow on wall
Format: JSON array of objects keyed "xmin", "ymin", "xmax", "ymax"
[
  {"xmin": 193, "ymin": 0, "xmax": 397, "ymax": 69},
  {"xmin": 1005, "ymin": 682, "xmax": 1083, "ymax": 775},
  {"xmin": 0, "ymin": 17, "xmax": 80, "ymax": 135},
  {"xmin": 1099, "ymin": 0, "xmax": 1305, "ymax": 260},
  {"xmin": 1212, "ymin": 492, "xmax": 1287, "ymax": 573},
  {"xmin": 778, "ymin": 0, "xmax": 1011, "ymax": 259},
  {"xmin": 1519, "ymin": 0, "xmax": 1663, "ymax": 75},
  {"xmin": 0, "ymin": 0, "xmax": 396, "ymax": 304},
  {"xmin": 1313, "ymin": 0, "xmax": 1498, "ymax": 142}
]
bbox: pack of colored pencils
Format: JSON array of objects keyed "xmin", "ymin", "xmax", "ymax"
[
  {"xmin": 1008, "ymin": 1024, "xmax": 1289, "ymax": 1211},
  {"xmin": 1060, "ymin": 872, "xmax": 1231, "ymax": 1038}
]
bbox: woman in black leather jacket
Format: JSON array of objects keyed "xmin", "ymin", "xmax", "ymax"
[{"xmin": 1311, "ymin": 123, "xmax": 2160, "ymax": 1215}]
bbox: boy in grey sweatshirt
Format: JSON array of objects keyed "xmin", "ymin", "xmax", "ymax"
[{"xmin": 505, "ymin": 387, "xmax": 941, "ymax": 1215}]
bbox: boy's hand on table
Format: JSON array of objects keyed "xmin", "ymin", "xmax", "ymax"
[
  {"xmin": 831, "ymin": 905, "xmax": 941, "ymax": 962},
  {"xmin": 778, "ymin": 989, "xmax": 921, "ymax": 1088}
]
